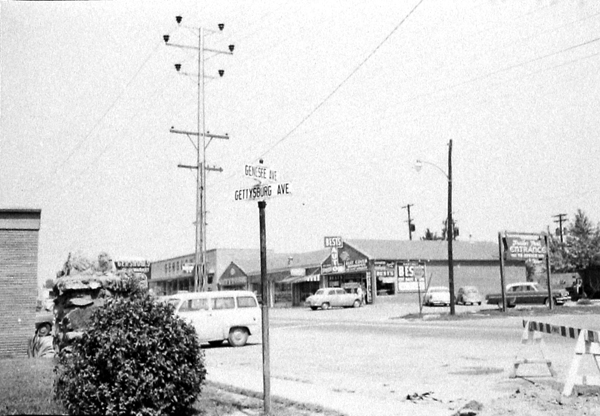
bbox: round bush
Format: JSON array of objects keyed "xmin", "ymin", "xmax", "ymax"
[{"xmin": 54, "ymin": 293, "xmax": 205, "ymax": 415}]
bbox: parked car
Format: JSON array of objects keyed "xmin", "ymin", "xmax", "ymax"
[
  {"xmin": 166, "ymin": 290, "xmax": 261, "ymax": 347},
  {"xmin": 456, "ymin": 286, "xmax": 483, "ymax": 306},
  {"xmin": 305, "ymin": 288, "xmax": 361, "ymax": 310},
  {"xmin": 423, "ymin": 286, "xmax": 451, "ymax": 306},
  {"xmin": 485, "ymin": 282, "xmax": 570, "ymax": 308}
]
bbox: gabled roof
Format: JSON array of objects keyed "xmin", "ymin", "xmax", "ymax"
[
  {"xmin": 245, "ymin": 249, "xmax": 331, "ymax": 276},
  {"xmin": 346, "ymin": 239, "xmax": 499, "ymax": 262}
]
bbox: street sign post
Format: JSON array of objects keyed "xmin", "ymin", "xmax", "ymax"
[{"xmin": 238, "ymin": 161, "xmax": 291, "ymax": 416}]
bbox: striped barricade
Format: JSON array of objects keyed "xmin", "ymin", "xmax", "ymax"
[{"xmin": 515, "ymin": 320, "xmax": 600, "ymax": 396}]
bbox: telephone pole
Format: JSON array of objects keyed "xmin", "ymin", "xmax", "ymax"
[
  {"xmin": 402, "ymin": 204, "xmax": 414, "ymax": 240},
  {"xmin": 553, "ymin": 213, "xmax": 568, "ymax": 243},
  {"xmin": 164, "ymin": 17, "xmax": 234, "ymax": 292}
]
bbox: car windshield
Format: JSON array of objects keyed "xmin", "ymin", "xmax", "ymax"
[{"xmin": 315, "ymin": 289, "xmax": 325, "ymax": 296}]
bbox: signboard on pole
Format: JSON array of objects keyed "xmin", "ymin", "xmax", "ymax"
[
  {"xmin": 503, "ymin": 232, "xmax": 547, "ymax": 261},
  {"xmin": 244, "ymin": 164, "xmax": 280, "ymax": 183},
  {"xmin": 324, "ymin": 236, "xmax": 343, "ymax": 248},
  {"xmin": 234, "ymin": 182, "xmax": 291, "ymax": 202}
]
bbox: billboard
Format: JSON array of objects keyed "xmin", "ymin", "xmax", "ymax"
[{"xmin": 503, "ymin": 233, "xmax": 547, "ymax": 261}]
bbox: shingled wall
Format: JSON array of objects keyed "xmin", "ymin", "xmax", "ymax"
[{"xmin": 0, "ymin": 209, "xmax": 41, "ymax": 358}]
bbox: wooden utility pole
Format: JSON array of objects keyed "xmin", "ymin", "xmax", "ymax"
[
  {"xmin": 402, "ymin": 204, "xmax": 414, "ymax": 240},
  {"xmin": 258, "ymin": 200, "xmax": 271, "ymax": 415}
]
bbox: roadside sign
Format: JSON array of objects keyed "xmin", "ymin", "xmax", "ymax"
[
  {"xmin": 503, "ymin": 232, "xmax": 547, "ymax": 261},
  {"xmin": 244, "ymin": 164, "xmax": 280, "ymax": 183},
  {"xmin": 234, "ymin": 182, "xmax": 291, "ymax": 202},
  {"xmin": 324, "ymin": 236, "xmax": 343, "ymax": 248}
]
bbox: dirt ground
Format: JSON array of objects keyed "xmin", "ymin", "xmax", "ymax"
[{"xmin": 474, "ymin": 381, "xmax": 600, "ymax": 416}]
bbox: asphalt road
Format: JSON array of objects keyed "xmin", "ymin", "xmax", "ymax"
[{"xmin": 204, "ymin": 306, "xmax": 594, "ymax": 416}]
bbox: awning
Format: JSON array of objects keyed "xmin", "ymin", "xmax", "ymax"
[{"xmin": 280, "ymin": 272, "xmax": 321, "ymax": 284}]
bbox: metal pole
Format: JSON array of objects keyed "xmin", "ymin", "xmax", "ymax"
[
  {"xmin": 258, "ymin": 200, "xmax": 271, "ymax": 415},
  {"xmin": 447, "ymin": 139, "xmax": 455, "ymax": 315},
  {"xmin": 498, "ymin": 232, "xmax": 507, "ymax": 312},
  {"xmin": 199, "ymin": 27, "xmax": 207, "ymax": 291},
  {"xmin": 545, "ymin": 234, "xmax": 554, "ymax": 310}
]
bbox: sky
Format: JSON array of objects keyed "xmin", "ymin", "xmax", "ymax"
[{"xmin": 2, "ymin": 0, "xmax": 600, "ymax": 287}]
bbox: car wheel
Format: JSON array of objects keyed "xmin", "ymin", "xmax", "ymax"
[
  {"xmin": 310, "ymin": 306, "xmax": 318, "ymax": 311},
  {"xmin": 353, "ymin": 300, "xmax": 360, "ymax": 308},
  {"xmin": 544, "ymin": 298, "xmax": 557, "ymax": 307},
  {"xmin": 228, "ymin": 328, "xmax": 249, "ymax": 347},
  {"xmin": 321, "ymin": 302, "xmax": 330, "ymax": 310}
]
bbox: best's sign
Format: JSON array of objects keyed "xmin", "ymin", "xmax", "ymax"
[{"xmin": 503, "ymin": 233, "xmax": 547, "ymax": 261}]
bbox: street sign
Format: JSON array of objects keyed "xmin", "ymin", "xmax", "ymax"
[
  {"xmin": 234, "ymin": 182, "xmax": 292, "ymax": 202},
  {"xmin": 244, "ymin": 164, "xmax": 280, "ymax": 183}
]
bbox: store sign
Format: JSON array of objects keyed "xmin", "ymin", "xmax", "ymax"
[
  {"xmin": 324, "ymin": 236, "xmax": 343, "ymax": 248},
  {"xmin": 397, "ymin": 262, "xmax": 426, "ymax": 292},
  {"xmin": 321, "ymin": 264, "xmax": 345, "ymax": 274},
  {"xmin": 503, "ymin": 233, "xmax": 547, "ymax": 261},
  {"xmin": 346, "ymin": 258, "xmax": 368, "ymax": 271},
  {"xmin": 290, "ymin": 268, "xmax": 306, "ymax": 277},
  {"xmin": 182, "ymin": 263, "xmax": 194, "ymax": 274},
  {"xmin": 114, "ymin": 259, "xmax": 151, "ymax": 274}
]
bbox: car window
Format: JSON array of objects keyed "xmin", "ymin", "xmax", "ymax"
[
  {"xmin": 237, "ymin": 296, "xmax": 258, "ymax": 308},
  {"xmin": 179, "ymin": 299, "xmax": 208, "ymax": 312},
  {"xmin": 327, "ymin": 289, "xmax": 336, "ymax": 295},
  {"xmin": 336, "ymin": 289, "xmax": 345, "ymax": 295},
  {"xmin": 212, "ymin": 297, "xmax": 235, "ymax": 310},
  {"xmin": 315, "ymin": 289, "xmax": 325, "ymax": 295}
]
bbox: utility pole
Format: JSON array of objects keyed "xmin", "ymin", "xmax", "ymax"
[
  {"xmin": 164, "ymin": 17, "xmax": 234, "ymax": 292},
  {"xmin": 402, "ymin": 204, "xmax": 414, "ymax": 240},
  {"xmin": 553, "ymin": 213, "xmax": 568, "ymax": 243}
]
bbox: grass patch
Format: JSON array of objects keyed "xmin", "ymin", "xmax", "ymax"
[{"xmin": 0, "ymin": 357, "xmax": 344, "ymax": 416}]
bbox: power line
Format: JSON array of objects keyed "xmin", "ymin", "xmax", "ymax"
[{"xmin": 256, "ymin": 0, "xmax": 425, "ymax": 160}]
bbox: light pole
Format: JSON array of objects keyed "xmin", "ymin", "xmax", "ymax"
[{"xmin": 415, "ymin": 139, "xmax": 455, "ymax": 315}]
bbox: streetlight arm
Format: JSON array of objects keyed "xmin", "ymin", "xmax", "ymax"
[{"xmin": 415, "ymin": 159, "xmax": 449, "ymax": 181}]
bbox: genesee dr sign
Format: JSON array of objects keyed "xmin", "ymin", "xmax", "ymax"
[{"xmin": 503, "ymin": 233, "xmax": 547, "ymax": 261}]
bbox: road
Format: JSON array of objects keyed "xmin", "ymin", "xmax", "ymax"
[{"xmin": 204, "ymin": 305, "xmax": 595, "ymax": 416}]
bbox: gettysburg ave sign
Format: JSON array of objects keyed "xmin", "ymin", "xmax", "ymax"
[
  {"xmin": 234, "ymin": 182, "xmax": 292, "ymax": 201},
  {"xmin": 503, "ymin": 232, "xmax": 547, "ymax": 260}
]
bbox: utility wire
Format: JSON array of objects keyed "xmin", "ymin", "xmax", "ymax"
[{"xmin": 256, "ymin": 0, "xmax": 425, "ymax": 159}]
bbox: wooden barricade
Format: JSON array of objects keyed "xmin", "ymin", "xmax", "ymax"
[{"xmin": 514, "ymin": 320, "xmax": 600, "ymax": 396}]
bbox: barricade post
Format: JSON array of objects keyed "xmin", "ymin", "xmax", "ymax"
[
  {"xmin": 514, "ymin": 320, "xmax": 600, "ymax": 396},
  {"xmin": 511, "ymin": 320, "xmax": 556, "ymax": 379}
]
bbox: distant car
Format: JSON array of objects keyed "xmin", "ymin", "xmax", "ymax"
[
  {"xmin": 485, "ymin": 282, "xmax": 570, "ymax": 307},
  {"xmin": 456, "ymin": 286, "xmax": 483, "ymax": 306},
  {"xmin": 305, "ymin": 288, "xmax": 361, "ymax": 310},
  {"xmin": 423, "ymin": 286, "xmax": 451, "ymax": 306}
]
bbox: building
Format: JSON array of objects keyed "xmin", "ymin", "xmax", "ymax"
[
  {"xmin": 0, "ymin": 208, "xmax": 42, "ymax": 358},
  {"xmin": 150, "ymin": 248, "xmax": 267, "ymax": 295},
  {"xmin": 320, "ymin": 239, "xmax": 527, "ymax": 302}
]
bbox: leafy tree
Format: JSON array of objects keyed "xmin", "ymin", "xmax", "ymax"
[
  {"xmin": 422, "ymin": 228, "xmax": 441, "ymax": 240},
  {"xmin": 549, "ymin": 209, "xmax": 600, "ymax": 272}
]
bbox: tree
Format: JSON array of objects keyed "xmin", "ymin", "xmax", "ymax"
[
  {"xmin": 422, "ymin": 228, "xmax": 441, "ymax": 240},
  {"xmin": 549, "ymin": 209, "xmax": 600, "ymax": 272}
]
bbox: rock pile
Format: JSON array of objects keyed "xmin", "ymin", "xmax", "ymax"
[{"xmin": 52, "ymin": 251, "xmax": 147, "ymax": 352}]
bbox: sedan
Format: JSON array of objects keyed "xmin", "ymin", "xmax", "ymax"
[
  {"xmin": 423, "ymin": 286, "xmax": 451, "ymax": 306},
  {"xmin": 305, "ymin": 288, "xmax": 361, "ymax": 310},
  {"xmin": 456, "ymin": 286, "xmax": 483, "ymax": 305}
]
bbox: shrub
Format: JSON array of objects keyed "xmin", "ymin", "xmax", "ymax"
[{"xmin": 54, "ymin": 293, "xmax": 205, "ymax": 415}]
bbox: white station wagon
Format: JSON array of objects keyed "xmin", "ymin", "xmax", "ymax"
[
  {"xmin": 166, "ymin": 290, "xmax": 261, "ymax": 347},
  {"xmin": 305, "ymin": 288, "xmax": 361, "ymax": 310}
]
